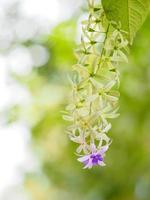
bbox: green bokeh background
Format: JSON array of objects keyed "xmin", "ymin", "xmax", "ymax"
[{"xmin": 4, "ymin": 5, "xmax": 150, "ymax": 200}]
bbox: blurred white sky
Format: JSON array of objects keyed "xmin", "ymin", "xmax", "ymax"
[{"xmin": 0, "ymin": 0, "xmax": 82, "ymax": 199}]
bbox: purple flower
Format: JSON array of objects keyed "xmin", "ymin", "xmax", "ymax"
[{"xmin": 77, "ymin": 145, "xmax": 109, "ymax": 169}]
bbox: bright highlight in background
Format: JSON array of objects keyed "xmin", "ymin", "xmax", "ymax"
[
  {"xmin": 0, "ymin": 0, "xmax": 82, "ymax": 198},
  {"xmin": 21, "ymin": 0, "xmax": 60, "ymax": 23}
]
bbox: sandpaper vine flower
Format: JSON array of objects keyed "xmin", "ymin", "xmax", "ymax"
[{"xmin": 63, "ymin": 0, "xmax": 128, "ymax": 168}]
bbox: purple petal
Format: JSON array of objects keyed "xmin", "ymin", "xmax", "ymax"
[
  {"xmin": 83, "ymin": 159, "xmax": 89, "ymax": 165},
  {"xmin": 83, "ymin": 159, "xmax": 93, "ymax": 169},
  {"xmin": 98, "ymin": 145, "xmax": 109, "ymax": 154}
]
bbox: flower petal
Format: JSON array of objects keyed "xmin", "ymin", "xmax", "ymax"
[
  {"xmin": 70, "ymin": 136, "xmax": 81, "ymax": 143},
  {"xmin": 103, "ymin": 123, "xmax": 112, "ymax": 133},
  {"xmin": 99, "ymin": 145, "xmax": 109, "ymax": 154},
  {"xmin": 91, "ymin": 143, "xmax": 97, "ymax": 153},
  {"xmin": 98, "ymin": 161, "xmax": 106, "ymax": 166},
  {"xmin": 83, "ymin": 159, "xmax": 93, "ymax": 169},
  {"xmin": 77, "ymin": 155, "xmax": 90, "ymax": 162},
  {"xmin": 76, "ymin": 145, "xmax": 83, "ymax": 154}
]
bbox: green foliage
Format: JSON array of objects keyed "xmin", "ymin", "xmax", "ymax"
[
  {"xmin": 48, "ymin": 21, "xmax": 77, "ymax": 70},
  {"xmin": 102, "ymin": 0, "xmax": 150, "ymax": 44}
]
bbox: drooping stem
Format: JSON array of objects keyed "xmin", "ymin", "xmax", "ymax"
[{"xmin": 96, "ymin": 23, "xmax": 110, "ymax": 74}]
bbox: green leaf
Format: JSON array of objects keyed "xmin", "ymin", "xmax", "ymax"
[{"xmin": 102, "ymin": 0, "xmax": 150, "ymax": 44}]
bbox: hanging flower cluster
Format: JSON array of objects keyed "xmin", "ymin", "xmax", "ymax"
[{"xmin": 63, "ymin": 0, "xmax": 128, "ymax": 169}]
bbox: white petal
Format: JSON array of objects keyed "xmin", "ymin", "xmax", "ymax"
[
  {"xmin": 105, "ymin": 94, "xmax": 119, "ymax": 102},
  {"xmin": 76, "ymin": 145, "xmax": 83, "ymax": 154},
  {"xmin": 66, "ymin": 104, "xmax": 76, "ymax": 111},
  {"xmin": 99, "ymin": 145, "xmax": 109, "ymax": 154},
  {"xmin": 97, "ymin": 134, "xmax": 110, "ymax": 144},
  {"xmin": 103, "ymin": 113, "xmax": 120, "ymax": 119},
  {"xmin": 86, "ymin": 94, "xmax": 98, "ymax": 102},
  {"xmin": 105, "ymin": 80, "xmax": 116, "ymax": 91},
  {"xmin": 103, "ymin": 123, "xmax": 112, "ymax": 133},
  {"xmin": 63, "ymin": 115, "xmax": 74, "ymax": 121},
  {"xmin": 78, "ymin": 107, "xmax": 89, "ymax": 117},
  {"xmin": 90, "ymin": 78, "xmax": 103, "ymax": 89},
  {"xmin": 91, "ymin": 143, "xmax": 97, "ymax": 153},
  {"xmin": 98, "ymin": 161, "xmax": 106, "ymax": 166},
  {"xmin": 70, "ymin": 136, "xmax": 81, "ymax": 143},
  {"xmin": 77, "ymin": 155, "xmax": 90, "ymax": 162}
]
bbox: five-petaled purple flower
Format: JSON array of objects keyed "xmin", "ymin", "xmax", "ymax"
[{"xmin": 77, "ymin": 145, "xmax": 109, "ymax": 169}]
